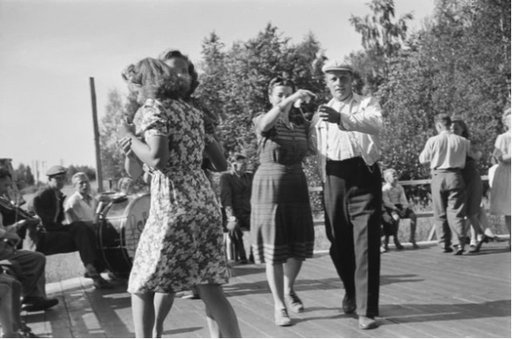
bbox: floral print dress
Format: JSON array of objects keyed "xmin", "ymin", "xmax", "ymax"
[{"xmin": 127, "ymin": 98, "xmax": 229, "ymax": 294}]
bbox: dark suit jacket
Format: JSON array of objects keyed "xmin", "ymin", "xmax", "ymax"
[{"xmin": 28, "ymin": 186, "xmax": 66, "ymax": 231}]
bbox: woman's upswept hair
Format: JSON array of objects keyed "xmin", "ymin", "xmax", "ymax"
[
  {"xmin": 267, "ymin": 76, "xmax": 296, "ymax": 96},
  {"xmin": 122, "ymin": 58, "xmax": 183, "ymax": 103},
  {"xmin": 159, "ymin": 49, "xmax": 199, "ymax": 98},
  {"xmin": 451, "ymin": 117, "xmax": 470, "ymax": 139}
]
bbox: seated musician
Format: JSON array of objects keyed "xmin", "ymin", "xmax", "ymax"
[
  {"xmin": 0, "ymin": 167, "xmax": 59, "ymax": 312},
  {"xmin": 27, "ymin": 165, "xmax": 112, "ymax": 289},
  {"xmin": 64, "ymin": 172, "xmax": 97, "ymax": 225}
]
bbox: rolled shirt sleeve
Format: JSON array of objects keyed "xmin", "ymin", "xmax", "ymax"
[{"xmin": 339, "ymin": 96, "xmax": 383, "ymax": 135}]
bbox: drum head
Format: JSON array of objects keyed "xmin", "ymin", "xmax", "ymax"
[{"xmin": 122, "ymin": 193, "xmax": 150, "ymax": 260}]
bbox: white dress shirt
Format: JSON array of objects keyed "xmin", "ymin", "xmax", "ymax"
[
  {"xmin": 419, "ymin": 131, "xmax": 470, "ymax": 170},
  {"xmin": 310, "ymin": 93, "xmax": 383, "ymax": 181},
  {"xmin": 64, "ymin": 191, "xmax": 97, "ymax": 223}
]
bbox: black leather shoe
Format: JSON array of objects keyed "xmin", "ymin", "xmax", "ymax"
[
  {"xmin": 358, "ymin": 316, "xmax": 378, "ymax": 330},
  {"xmin": 22, "ymin": 297, "xmax": 58, "ymax": 312},
  {"xmin": 92, "ymin": 276, "xmax": 114, "ymax": 289},
  {"xmin": 342, "ymin": 294, "xmax": 356, "ymax": 314}
]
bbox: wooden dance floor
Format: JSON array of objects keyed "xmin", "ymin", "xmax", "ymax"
[{"xmin": 24, "ymin": 241, "xmax": 510, "ymax": 338}]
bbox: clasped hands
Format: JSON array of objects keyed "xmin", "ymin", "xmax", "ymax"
[{"xmin": 118, "ymin": 119, "xmax": 135, "ymax": 156}]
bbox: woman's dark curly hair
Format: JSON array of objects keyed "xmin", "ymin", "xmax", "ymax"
[
  {"xmin": 122, "ymin": 57, "xmax": 188, "ymax": 103},
  {"xmin": 159, "ymin": 49, "xmax": 199, "ymax": 99},
  {"xmin": 267, "ymin": 76, "xmax": 296, "ymax": 96}
]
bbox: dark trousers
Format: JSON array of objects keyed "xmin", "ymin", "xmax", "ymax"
[
  {"xmin": 430, "ymin": 170, "xmax": 467, "ymax": 248},
  {"xmin": 229, "ymin": 226, "xmax": 247, "ymax": 261},
  {"xmin": 0, "ymin": 250, "xmax": 46, "ymax": 299},
  {"xmin": 35, "ymin": 222, "xmax": 100, "ymax": 269},
  {"xmin": 323, "ymin": 157, "xmax": 381, "ymax": 317}
]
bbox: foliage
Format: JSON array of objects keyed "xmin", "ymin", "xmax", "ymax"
[
  {"xmin": 13, "ymin": 163, "xmax": 35, "ymax": 188},
  {"xmin": 377, "ymin": 0, "xmax": 511, "ymax": 180},
  {"xmin": 195, "ymin": 24, "xmax": 326, "ymax": 182},
  {"xmin": 348, "ymin": 0, "xmax": 413, "ymax": 93},
  {"xmin": 99, "ymin": 89, "xmax": 127, "ymax": 181}
]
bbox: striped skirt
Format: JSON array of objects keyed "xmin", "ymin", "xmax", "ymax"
[{"xmin": 250, "ymin": 163, "xmax": 314, "ymax": 264}]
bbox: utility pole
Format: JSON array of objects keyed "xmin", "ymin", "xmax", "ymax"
[{"xmin": 90, "ymin": 77, "xmax": 104, "ymax": 192}]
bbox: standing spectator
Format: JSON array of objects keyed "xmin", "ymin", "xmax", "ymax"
[
  {"xmin": 119, "ymin": 56, "xmax": 240, "ymax": 338},
  {"xmin": 450, "ymin": 118, "xmax": 490, "ymax": 252},
  {"xmin": 64, "ymin": 172, "xmax": 97, "ymax": 225},
  {"xmin": 419, "ymin": 114, "xmax": 471, "ymax": 255},
  {"xmin": 310, "ymin": 60, "xmax": 383, "ymax": 330},
  {"xmin": 381, "ymin": 168, "xmax": 418, "ymax": 250},
  {"xmin": 490, "ymin": 108, "xmax": 511, "ymax": 249},
  {"xmin": 220, "ymin": 153, "xmax": 253, "ymax": 264},
  {"xmin": 251, "ymin": 77, "xmax": 315, "ymax": 326}
]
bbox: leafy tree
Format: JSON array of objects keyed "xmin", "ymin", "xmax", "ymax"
[
  {"xmin": 99, "ymin": 89, "xmax": 126, "ymax": 181},
  {"xmin": 349, "ymin": 0, "xmax": 413, "ymax": 93}
]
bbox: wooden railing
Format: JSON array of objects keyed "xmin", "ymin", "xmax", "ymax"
[{"xmin": 309, "ymin": 176, "xmax": 491, "ymax": 241}]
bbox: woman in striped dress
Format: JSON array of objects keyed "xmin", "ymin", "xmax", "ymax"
[{"xmin": 251, "ymin": 77, "xmax": 316, "ymax": 326}]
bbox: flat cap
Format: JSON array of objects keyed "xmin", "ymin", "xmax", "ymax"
[
  {"xmin": 322, "ymin": 59, "xmax": 353, "ymax": 74},
  {"xmin": 46, "ymin": 165, "xmax": 67, "ymax": 177}
]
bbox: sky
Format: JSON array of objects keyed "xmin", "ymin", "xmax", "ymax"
[{"xmin": 0, "ymin": 0, "xmax": 436, "ymax": 179}]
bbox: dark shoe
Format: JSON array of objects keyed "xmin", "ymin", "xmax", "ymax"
[
  {"xmin": 471, "ymin": 235, "xmax": 490, "ymax": 253},
  {"xmin": 19, "ymin": 322, "xmax": 38, "ymax": 337},
  {"xmin": 359, "ymin": 316, "xmax": 378, "ymax": 330},
  {"xmin": 454, "ymin": 248, "xmax": 464, "ymax": 255},
  {"xmin": 395, "ymin": 242, "xmax": 404, "ymax": 250},
  {"xmin": 443, "ymin": 247, "xmax": 453, "ymax": 253},
  {"xmin": 274, "ymin": 308, "xmax": 292, "ymax": 326},
  {"xmin": 286, "ymin": 291, "xmax": 304, "ymax": 313},
  {"xmin": 342, "ymin": 294, "xmax": 356, "ymax": 314},
  {"xmin": 22, "ymin": 297, "xmax": 59, "ymax": 312},
  {"xmin": 92, "ymin": 276, "xmax": 114, "ymax": 289}
]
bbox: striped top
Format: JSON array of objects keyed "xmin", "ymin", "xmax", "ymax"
[{"xmin": 253, "ymin": 115, "xmax": 310, "ymax": 166}]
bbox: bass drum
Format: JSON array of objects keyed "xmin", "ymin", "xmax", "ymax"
[{"xmin": 97, "ymin": 193, "xmax": 150, "ymax": 278}]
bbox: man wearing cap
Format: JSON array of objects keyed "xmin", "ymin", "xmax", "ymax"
[
  {"xmin": 219, "ymin": 153, "xmax": 254, "ymax": 264},
  {"xmin": 310, "ymin": 60, "xmax": 383, "ymax": 330},
  {"xmin": 27, "ymin": 165, "xmax": 112, "ymax": 289}
]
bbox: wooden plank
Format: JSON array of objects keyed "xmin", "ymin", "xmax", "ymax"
[{"xmin": 19, "ymin": 243, "xmax": 511, "ymax": 338}]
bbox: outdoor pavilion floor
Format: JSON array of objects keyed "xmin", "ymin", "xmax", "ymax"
[{"xmin": 23, "ymin": 240, "xmax": 510, "ymax": 338}]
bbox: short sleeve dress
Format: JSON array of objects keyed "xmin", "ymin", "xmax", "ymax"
[
  {"xmin": 490, "ymin": 131, "xmax": 511, "ymax": 216},
  {"xmin": 250, "ymin": 116, "xmax": 314, "ymax": 265},
  {"xmin": 127, "ymin": 98, "xmax": 229, "ymax": 294}
]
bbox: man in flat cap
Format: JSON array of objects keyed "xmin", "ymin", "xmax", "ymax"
[
  {"xmin": 310, "ymin": 60, "xmax": 383, "ymax": 329},
  {"xmin": 27, "ymin": 165, "xmax": 112, "ymax": 289}
]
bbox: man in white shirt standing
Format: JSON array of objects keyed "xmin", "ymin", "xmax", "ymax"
[
  {"xmin": 310, "ymin": 60, "xmax": 383, "ymax": 330},
  {"xmin": 419, "ymin": 114, "xmax": 470, "ymax": 255},
  {"xmin": 65, "ymin": 172, "xmax": 97, "ymax": 225}
]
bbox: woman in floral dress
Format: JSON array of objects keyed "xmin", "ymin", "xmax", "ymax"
[{"xmin": 119, "ymin": 56, "xmax": 240, "ymax": 338}]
